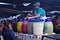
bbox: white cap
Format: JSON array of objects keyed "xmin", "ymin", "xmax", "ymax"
[{"xmin": 33, "ymin": 2, "xmax": 40, "ymax": 6}]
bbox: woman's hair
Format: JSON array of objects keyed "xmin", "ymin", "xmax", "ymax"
[{"xmin": 3, "ymin": 20, "xmax": 13, "ymax": 31}]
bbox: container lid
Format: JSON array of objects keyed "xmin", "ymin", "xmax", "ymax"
[
  {"xmin": 17, "ymin": 18, "xmax": 23, "ymax": 22},
  {"xmin": 13, "ymin": 18, "xmax": 17, "ymax": 22},
  {"xmin": 28, "ymin": 18, "xmax": 44, "ymax": 22},
  {"xmin": 23, "ymin": 19, "xmax": 28, "ymax": 21},
  {"xmin": 45, "ymin": 18, "xmax": 52, "ymax": 22}
]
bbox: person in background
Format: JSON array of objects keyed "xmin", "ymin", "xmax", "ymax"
[
  {"xmin": 2, "ymin": 20, "xmax": 18, "ymax": 40},
  {"xmin": 28, "ymin": 2, "xmax": 46, "ymax": 20}
]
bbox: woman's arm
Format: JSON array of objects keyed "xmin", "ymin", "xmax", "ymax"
[
  {"xmin": 28, "ymin": 14, "xmax": 40, "ymax": 20},
  {"xmin": 32, "ymin": 14, "xmax": 40, "ymax": 18}
]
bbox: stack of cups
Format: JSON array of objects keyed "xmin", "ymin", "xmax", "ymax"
[{"xmin": 18, "ymin": 33, "xmax": 23, "ymax": 40}]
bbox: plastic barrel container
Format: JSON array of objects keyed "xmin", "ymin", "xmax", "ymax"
[
  {"xmin": 22, "ymin": 21, "xmax": 28, "ymax": 33},
  {"xmin": 17, "ymin": 22, "xmax": 23, "ymax": 32},
  {"xmin": 27, "ymin": 19, "xmax": 33, "ymax": 34},
  {"xmin": 44, "ymin": 18, "xmax": 53, "ymax": 35},
  {"xmin": 33, "ymin": 19, "xmax": 44, "ymax": 35},
  {"xmin": 17, "ymin": 19, "xmax": 23, "ymax": 32}
]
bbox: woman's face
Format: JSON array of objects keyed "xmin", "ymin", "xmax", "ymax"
[{"xmin": 8, "ymin": 23, "xmax": 13, "ymax": 29}]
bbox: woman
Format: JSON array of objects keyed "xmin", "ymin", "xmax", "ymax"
[{"xmin": 2, "ymin": 20, "xmax": 17, "ymax": 40}]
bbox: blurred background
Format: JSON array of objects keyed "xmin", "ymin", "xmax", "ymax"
[
  {"xmin": 0, "ymin": 0, "xmax": 60, "ymax": 34},
  {"xmin": 0, "ymin": 0, "xmax": 60, "ymax": 18}
]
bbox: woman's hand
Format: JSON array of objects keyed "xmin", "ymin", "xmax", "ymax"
[
  {"xmin": 28, "ymin": 17, "xmax": 33, "ymax": 20},
  {"xmin": 9, "ymin": 24, "xmax": 13, "ymax": 30},
  {"xmin": 28, "ymin": 14, "xmax": 40, "ymax": 20}
]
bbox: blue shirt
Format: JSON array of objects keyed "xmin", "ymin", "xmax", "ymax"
[
  {"xmin": 33, "ymin": 7, "xmax": 46, "ymax": 17},
  {"xmin": 2, "ymin": 29, "xmax": 16, "ymax": 40}
]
